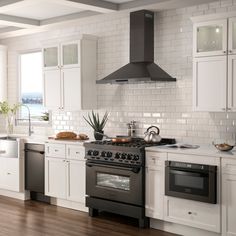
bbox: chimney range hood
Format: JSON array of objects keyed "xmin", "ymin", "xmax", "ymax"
[{"xmin": 97, "ymin": 10, "xmax": 176, "ymax": 84}]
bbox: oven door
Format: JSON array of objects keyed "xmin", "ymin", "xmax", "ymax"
[
  {"xmin": 86, "ymin": 161, "xmax": 144, "ymax": 206},
  {"xmin": 165, "ymin": 166, "xmax": 217, "ymax": 203}
]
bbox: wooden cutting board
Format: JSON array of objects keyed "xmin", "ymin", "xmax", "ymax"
[{"xmin": 48, "ymin": 136, "xmax": 89, "ymax": 141}]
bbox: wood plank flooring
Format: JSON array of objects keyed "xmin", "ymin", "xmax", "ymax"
[{"xmin": 0, "ymin": 196, "xmax": 178, "ymax": 236}]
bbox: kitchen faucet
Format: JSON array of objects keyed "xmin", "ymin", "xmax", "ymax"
[{"xmin": 15, "ymin": 104, "xmax": 34, "ymax": 136}]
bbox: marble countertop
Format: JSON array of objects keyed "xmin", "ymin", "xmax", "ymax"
[{"xmin": 145, "ymin": 144, "xmax": 236, "ymax": 159}]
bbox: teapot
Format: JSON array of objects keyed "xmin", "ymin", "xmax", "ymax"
[{"xmin": 144, "ymin": 126, "xmax": 161, "ymax": 143}]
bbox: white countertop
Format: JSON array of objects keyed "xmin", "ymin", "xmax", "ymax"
[{"xmin": 145, "ymin": 144, "xmax": 236, "ymax": 159}]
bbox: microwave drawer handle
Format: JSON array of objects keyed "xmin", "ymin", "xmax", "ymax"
[
  {"xmin": 170, "ymin": 169, "xmax": 206, "ymax": 177},
  {"xmin": 86, "ymin": 163, "xmax": 140, "ymax": 173}
]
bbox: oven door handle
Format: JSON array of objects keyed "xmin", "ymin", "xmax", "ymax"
[
  {"xmin": 86, "ymin": 162, "xmax": 141, "ymax": 173},
  {"xmin": 169, "ymin": 169, "xmax": 207, "ymax": 177}
]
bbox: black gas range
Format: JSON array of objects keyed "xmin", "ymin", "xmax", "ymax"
[{"xmin": 84, "ymin": 138, "xmax": 175, "ymax": 228}]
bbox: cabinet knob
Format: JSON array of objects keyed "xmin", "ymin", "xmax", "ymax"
[
  {"xmin": 229, "ymin": 50, "xmax": 233, "ymax": 54},
  {"xmin": 223, "ymin": 51, "xmax": 227, "ymax": 54},
  {"xmin": 222, "ymin": 108, "xmax": 226, "ymax": 111},
  {"xmin": 227, "ymin": 108, "xmax": 232, "ymax": 111},
  {"xmin": 188, "ymin": 211, "xmax": 192, "ymax": 215}
]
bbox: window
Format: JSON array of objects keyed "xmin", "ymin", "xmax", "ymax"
[{"xmin": 19, "ymin": 51, "xmax": 49, "ymax": 124}]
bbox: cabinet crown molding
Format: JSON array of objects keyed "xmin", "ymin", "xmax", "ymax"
[{"xmin": 191, "ymin": 11, "xmax": 236, "ymax": 23}]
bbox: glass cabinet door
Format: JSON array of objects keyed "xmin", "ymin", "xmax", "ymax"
[
  {"xmin": 61, "ymin": 41, "xmax": 80, "ymax": 68},
  {"xmin": 229, "ymin": 17, "xmax": 236, "ymax": 54},
  {"xmin": 194, "ymin": 20, "xmax": 227, "ymax": 57},
  {"xmin": 43, "ymin": 46, "xmax": 59, "ymax": 69}
]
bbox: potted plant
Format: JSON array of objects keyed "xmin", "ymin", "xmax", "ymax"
[
  {"xmin": 0, "ymin": 101, "xmax": 21, "ymax": 135},
  {"xmin": 83, "ymin": 111, "xmax": 108, "ymax": 140}
]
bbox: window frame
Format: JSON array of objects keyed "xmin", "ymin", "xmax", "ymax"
[{"xmin": 17, "ymin": 49, "xmax": 51, "ymax": 127}]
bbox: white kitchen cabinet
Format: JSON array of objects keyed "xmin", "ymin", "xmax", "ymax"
[
  {"xmin": 43, "ymin": 69, "xmax": 61, "ymax": 109},
  {"xmin": 0, "ymin": 158, "xmax": 19, "ymax": 192},
  {"xmin": 193, "ymin": 56, "xmax": 227, "ymax": 111},
  {"xmin": 67, "ymin": 160, "xmax": 85, "ymax": 203},
  {"xmin": 45, "ymin": 143, "xmax": 86, "ymax": 204},
  {"xmin": 0, "ymin": 45, "xmax": 7, "ymax": 102},
  {"xmin": 222, "ymin": 159, "xmax": 236, "ymax": 236},
  {"xmin": 61, "ymin": 41, "xmax": 80, "ymax": 68},
  {"xmin": 45, "ymin": 157, "xmax": 67, "ymax": 199},
  {"xmin": 164, "ymin": 197, "xmax": 221, "ymax": 233},
  {"xmin": 43, "ymin": 44, "xmax": 59, "ymax": 70},
  {"xmin": 193, "ymin": 19, "xmax": 227, "ymax": 57},
  {"xmin": 43, "ymin": 35, "xmax": 97, "ymax": 111},
  {"xmin": 228, "ymin": 55, "xmax": 236, "ymax": 111},
  {"xmin": 228, "ymin": 17, "xmax": 236, "ymax": 55},
  {"xmin": 145, "ymin": 152, "xmax": 166, "ymax": 220}
]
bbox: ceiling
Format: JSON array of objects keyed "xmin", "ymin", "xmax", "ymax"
[{"xmin": 0, "ymin": 0, "xmax": 216, "ymax": 39}]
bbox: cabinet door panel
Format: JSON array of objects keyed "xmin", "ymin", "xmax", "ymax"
[
  {"xmin": 1, "ymin": 158, "xmax": 19, "ymax": 192},
  {"xmin": 193, "ymin": 20, "xmax": 227, "ymax": 57},
  {"xmin": 61, "ymin": 41, "xmax": 80, "ymax": 68},
  {"xmin": 43, "ymin": 46, "xmax": 59, "ymax": 70},
  {"xmin": 45, "ymin": 157, "xmax": 66, "ymax": 199},
  {"xmin": 222, "ymin": 174, "xmax": 236, "ymax": 236},
  {"xmin": 145, "ymin": 166, "xmax": 164, "ymax": 220},
  {"xmin": 193, "ymin": 56, "xmax": 227, "ymax": 111},
  {"xmin": 67, "ymin": 160, "xmax": 85, "ymax": 203},
  {"xmin": 228, "ymin": 55, "xmax": 236, "ymax": 111},
  {"xmin": 62, "ymin": 68, "xmax": 81, "ymax": 111},
  {"xmin": 44, "ymin": 70, "xmax": 61, "ymax": 109},
  {"xmin": 229, "ymin": 17, "xmax": 236, "ymax": 55}
]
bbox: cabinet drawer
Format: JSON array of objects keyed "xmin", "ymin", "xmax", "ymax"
[
  {"xmin": 222, "ymin": 158, "xmax": 236, "ymax": 175},
  {"xmin": 164, "ymin": 197, "xmax": 220, "ymax": 233},
  {"xmin": 67, "ymin": 145, "xmax": 85, "ymax": 160},
  {"xmin": 45, "ymin": 144, "xmax": 66, "ymax": 158},
  {"xmin": 146, "ymin": 152, "xmax": 167, "ymax": 167}
]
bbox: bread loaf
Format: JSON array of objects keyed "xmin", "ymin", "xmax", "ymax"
[
  {"xmin": 56, "ymin": 131, "xmax": 77, "ymax": 139},
  {"xmin": 78, "ymin": 133, "xmax": 88, "ymax": 140}
]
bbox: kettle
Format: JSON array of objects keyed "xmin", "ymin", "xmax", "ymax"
[{"xmin": 144, "ymin": 126, "xmax": 161, "ymax": 143}]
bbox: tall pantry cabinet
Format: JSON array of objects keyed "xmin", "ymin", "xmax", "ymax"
[{"xmin": 43, "ymin": 35, "xmax": 97, "ymax": 111}]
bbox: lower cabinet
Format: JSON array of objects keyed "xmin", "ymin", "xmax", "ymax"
[
  {"xmin": 0, "ymin": 158, "xmax": 20, "ymax": 192},
  {"xmin": 66, "ymin": 160, "xmax": 85, "ymax": 203},
  {"xmin": 164, "ymin": 197, "xmax": 221, "ymax": 233},
  {"xmin": 45, "ymin": 157, "xmax": 85, "ymax": 203},
  {"xmin": 45, "ymin": 157, "xmax": 67, "ymax": 199},
  {"xmin": 45, "ymin": 143, "xmax": 86, "ymax": 204},
  {"xmin": 222, "ymin": 159, "xmax": 236, "ymax": 236},
  {"xmin": 145, "ymin": 152, "xmax": 166, "ymax": 220}
]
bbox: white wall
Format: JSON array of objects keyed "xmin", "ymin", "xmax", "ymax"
[{"xmin": 1, "ymin": 0, "xmax": 236, "ymax": 144}]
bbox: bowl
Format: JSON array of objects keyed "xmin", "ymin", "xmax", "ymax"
[{"xmin": 213, "ymin": 142, "xmax": 235, "ymax": 151}]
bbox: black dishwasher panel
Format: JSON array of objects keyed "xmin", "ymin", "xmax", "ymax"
[{"xmin": 25, "ymin": 143, "xmax": 45, "ymax": 193}]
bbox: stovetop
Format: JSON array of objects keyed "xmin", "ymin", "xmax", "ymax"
[{"xmin": 84, "ymin": 138, "xmax": 175, "ymax": 166}]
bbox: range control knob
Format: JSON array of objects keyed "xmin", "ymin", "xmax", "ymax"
[
  {"xmin": 107, "ymin": 152, "xmax": 112, "ymax": 158},
  {"xmin": 121, "ymin": 153, "xmax": 127, "ymax": 160},
  {"xmin": 127, "ymin": 154, "xmax": 132, "ymax": 160},
  {"xmin": 93, "ymin": 150, "xmax": 99, "ymax": 156},
  {"xmin": 115, "ymin": 153, "xmax": 121, "ymax": 159},
  {"xmin": 87, "ymin": 150, "xmax": 93, "ymax": 156},
  {"xmin": 132, "ymin": 155, "xmax": 139, "ymax": 161},
  {"xmin": 101, "ymin": 151, "xmax": 107, "ymax": 157}
]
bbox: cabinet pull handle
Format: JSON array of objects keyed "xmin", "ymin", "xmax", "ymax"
[
  {"xmin": 222, "ymin": 108, "xmax": 226, "ymax": 111},
  {"xmin": 7, "ymin": 173, "xmax": 11, "ymax": 175},
  {"xmin": 229, "ymin": 50, "xmax": 233, "ymax": 53},
  {"xmin": 54, "ymin": 149, "xmax": 58, "ymax": 152},
  {"xmin": 188, "ymin": 211, "xmax": 192, "ymax": 215},
  {"xmin": 227, "ymin": 108, "xmax": 232, "ymax": 111},
  {"xmin": 223, "ymin": 51, "xmax": 227, "ymax": 54},
  {"xmin": 76, "ymin": 151, "xmax": 80, "ymax": 154}
]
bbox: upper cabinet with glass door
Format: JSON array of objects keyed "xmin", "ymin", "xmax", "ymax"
[
  {"xmin": 43, "ymin": 41, "xmax": 80, "ymax": 70},
  {"xmin": 61, "ymin": 40, "xmax": 80, "ymax": 69},
  {"xmin": 193, "ymin": 19, "xmax": 227, "ymax": 57},
  {"xmin": 43, "ymin": 44, "xmax": 60, "ymax": 70},
  {"xmin": 228, "ymin": 17, "xmax": 236, "ymax": 55}
]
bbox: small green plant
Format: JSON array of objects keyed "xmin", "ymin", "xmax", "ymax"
[
  {"xmin": 0, "ymin": 101, "xmax": 21, "ymax": 116},
  {"xmin": 41, "ymin": 112, "xmax": 49, "ymax": 121},
  {"xmin": 83, "ymin": 111, "xmax": 108, "ymax": 132}
]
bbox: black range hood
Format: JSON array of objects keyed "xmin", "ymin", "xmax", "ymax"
[{"xmin": 97, "ymin": 10, "xmax": 176, "ymax": 84}]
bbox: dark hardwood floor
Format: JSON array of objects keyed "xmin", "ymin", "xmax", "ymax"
[{"xmin": 0, "ymin": 196, "xmax": 178, "ymax": 236}]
